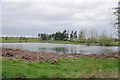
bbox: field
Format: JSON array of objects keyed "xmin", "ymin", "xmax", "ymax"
[
  {"xmin": 2, "ymin": 57, "xmax": 118, "ymax": 78},
  {"xmin": 1, "ymin": 48, "xmax": 119, "ymax": 78},
  {"xmin": 1, "ymin": 37, "xmax": 39, "ymax": 43},
  {"xmin": 1, "ymin": 37, "xmax": 119, "ymax": 78},
  {"xmin": 2, "ymin": 0, "xmax": 119, "ymax": 79},
  {"xmin": 1, "ymin": 37, "xmax": 119, "ymax": 46}
]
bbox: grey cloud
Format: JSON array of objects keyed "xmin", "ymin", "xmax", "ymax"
[{"xmin": 2, "ymin": 1, "xmax": 118, "ymax": 36}]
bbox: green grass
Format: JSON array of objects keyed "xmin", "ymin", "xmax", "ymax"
[
  {"xmin": 0, "ymin": 58, "xmax": 2, "ymax": 79},
  {"xmin": 1, "ymin": 37, "xmax": 39, "ymax": 43},
  {"xmin": 2, "ymin": 57, "xmax": 118, "ymax": 78},
  {"xmin": 1, "ymin": 37, "xmax": 119, "ymax": 46}
]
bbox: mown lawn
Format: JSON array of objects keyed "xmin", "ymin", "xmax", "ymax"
[{"xmin": 2, "ymin": 57, "xmax": 118, "ymax": 78}]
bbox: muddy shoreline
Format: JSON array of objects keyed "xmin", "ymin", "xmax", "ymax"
[{"xmin": 0, "ymin": 48, "xmax": 119, "ymax": 64}]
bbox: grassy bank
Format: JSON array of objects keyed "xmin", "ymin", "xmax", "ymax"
[
  {"xmin": 2, "ymin": 57, "xmax": 118, "ymax": 78},
  {"xmin": 1, "ymin": 37, "xmax": 119, "ymax": 46},
  {"xmin": 1, "ymin": 37, "xmax": 39, "ymax": 43}
]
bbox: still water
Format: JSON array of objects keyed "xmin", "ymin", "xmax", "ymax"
[{"xmin": 2, "ymin": 43, "xmax": 118, "ymax": 54}]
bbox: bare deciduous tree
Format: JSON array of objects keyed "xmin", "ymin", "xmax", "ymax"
[
  {"xmin": 79, "ymin": 29, "xmax": 86, "ymax": 40},
  {"xmin": 113, "ymin": 1, "xmax": 120, "ymax": 37},
  {"xmin": 89, "ymin": 28, "xmax": 98, "ymax": 40}
]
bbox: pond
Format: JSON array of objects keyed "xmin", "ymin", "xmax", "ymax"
[{"xmin": 2, "ymin": 43, "xmax": 118, "ymax": 54}]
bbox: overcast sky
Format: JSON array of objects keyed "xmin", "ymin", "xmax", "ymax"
[{"xmin": 1, "ymin": 0, "xmax": 119, "ymax": 37}]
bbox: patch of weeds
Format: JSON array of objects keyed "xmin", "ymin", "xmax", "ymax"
[
  {"xmin": 28, "ymin": 63, "xmax": 40, "ymax": 69},
  {"xmin": 63, "ymin": 68, "xmax": 67, "ymax": 72},
  {"xmin": 39, "ymin": 75, "xmax": 48, "ymax": 78},
  {"xmin": 15, "ymin": 73, "xmax": 26, "ymax": 78},
  {"xmin": 50, "ymin": 66, "xmax": 60, "ymax": 70},
  {"xmin": 2, "ymin": 72, "xmax": 8, "ymax": 78},
  {"xmin": 49, "ymin": 73, "xmax": 65, "ymax": 78},
  {"xmin": 38, "ymin": 61, "xmax": 46, "ymax": 64},
  {"xmin": 13, "ymin": 60, "xmax": 20, "ymax": 63},
  {"xmin": 73, "ymin": 69, "xmax": 79, "ymax": 72}
]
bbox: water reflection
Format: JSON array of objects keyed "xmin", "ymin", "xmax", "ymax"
[{"xmin": 2, "ymin": 43, "xmax": 118, "ymax": 54}]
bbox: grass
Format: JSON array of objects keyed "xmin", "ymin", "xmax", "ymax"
[
  {"xmin": 1, "ymin": 37, "xmax": 119, "ymax": 46},
  {"xmin": 0, "ymin": 58, "xmax": 2, "ymax": 79},
  {"xmin": 1, "ymin": 37, "xmax": 39, "ymax": 43},
  {"xmin": 2, "ymin": 57, "xmax": 118, "ymax": 78}
]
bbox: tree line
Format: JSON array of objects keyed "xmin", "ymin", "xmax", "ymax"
[
  {"xmin": 38, "ymin": 29, "xmax": 117, "ymax": 46},
  {"xmin": 2, "ymin": 28, "xmax": 117, "ymax": 46},
  {"xmin": 38, "ymin": 30, "xmax": 77, "ymax": 41}
]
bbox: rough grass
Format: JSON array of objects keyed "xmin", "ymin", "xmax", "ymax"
[
  {"xmin": 2, "ymin": 57, "xmax": 118, "ymax": 78},
  {"xmin": 2, "ymin": 37, "xmax": 39, "ymax": 43},
  {"xmin": 0, "ymin": 57, "xmax": 2, "ymax": 79},
  {"xmin": 1, "ymin": 37, "xmax": 119, "ymax": 46}
]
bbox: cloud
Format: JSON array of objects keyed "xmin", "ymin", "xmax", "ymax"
[
  {"xmin": 2, "ymin": 0, "xmax": 118, "ymax": 37},
  {"xmin": 1, "ymin": 0, "xmax": 119, "ymax": 2}
]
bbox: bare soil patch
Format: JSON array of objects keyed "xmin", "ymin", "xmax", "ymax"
[{"xmin": 1, "ymin": 48, "xmax": 119, "ymax": 64}]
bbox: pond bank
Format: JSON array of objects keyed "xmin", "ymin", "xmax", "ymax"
[
  {"xmin": 1, "ymin": 48, "xmax": 119, "ymax": 64},
  {"xmin": 1, "ymin": 38, "xmax": 119, "ymax": 46}
]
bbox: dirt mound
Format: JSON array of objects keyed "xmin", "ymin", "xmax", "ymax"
[
  {"xmin": 1, "ymin": 48, "xmax": 60, "ymax": 64},
  {"xmin": 1, "ymin": 48, "xmax": 119, "ymax": 63},
  {"xmin": 85, "ymin": 52, "xmax": 119, "ymax": 58}
]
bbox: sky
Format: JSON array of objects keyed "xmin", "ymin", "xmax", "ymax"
[{"xmin": 1, "ymin": 0, "xmax": 119, "ymax": 37}]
